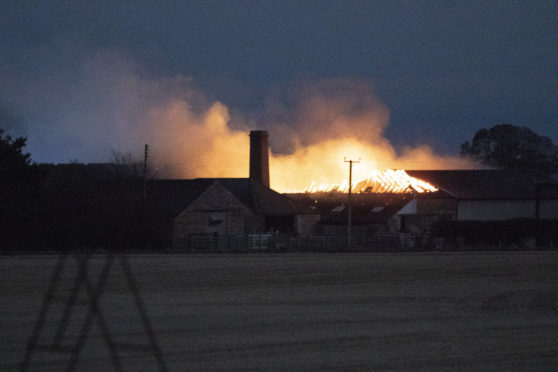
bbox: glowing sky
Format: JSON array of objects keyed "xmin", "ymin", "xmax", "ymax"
[{"xmin": 1, "ymin": 1, "xmax": 557, "ymax": 182}]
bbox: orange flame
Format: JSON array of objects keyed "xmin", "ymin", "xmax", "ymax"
[{"xmin": 289, "ymin": 169, "xmax": 437, "ymax": 194}]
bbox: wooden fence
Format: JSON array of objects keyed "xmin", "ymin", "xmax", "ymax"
[{"xmin": 181, "ymin": 233, "xmax": 442, "ymax": 252}]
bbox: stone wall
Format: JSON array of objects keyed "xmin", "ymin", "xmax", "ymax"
[{"xmin": 174, "ymin": 183, "xmax": 253, "ymax": 239}]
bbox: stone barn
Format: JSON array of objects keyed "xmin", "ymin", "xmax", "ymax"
[{"xmin": 146, "ymin": 178, "xmax": 319, "ymax": 247}]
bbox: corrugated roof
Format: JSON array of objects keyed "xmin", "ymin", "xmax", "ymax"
[{"xmin": 406, "ymin": 170, "xmax": 558, "ymax": 200}]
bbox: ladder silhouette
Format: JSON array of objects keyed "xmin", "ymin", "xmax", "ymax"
[{"xmin": 21, "ymin": 253, "xmax": 168, "ymax": 371}]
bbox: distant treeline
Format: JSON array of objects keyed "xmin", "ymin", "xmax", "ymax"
[{"xmin": 1, "ymin": 164, "xmax": 170, "ymax": 253}]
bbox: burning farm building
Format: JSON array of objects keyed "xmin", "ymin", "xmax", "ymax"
[
  {"xmin": 288, "ymin": 168, "xmax": 558, "ymax": 242},
  {"xmin": 29, "ymin": 129, "xmax": 558, "ymax": 251},
  {"xmin": 286, "ymin": 169, "xmax": 441, "ymax": 235},
  {"xmin": 97, "ymin": 129, "xmax": 558, "ymax": 248},
  {"xmin": 289, "ymin": 169, "xmax": 439, "ymax": 194}
]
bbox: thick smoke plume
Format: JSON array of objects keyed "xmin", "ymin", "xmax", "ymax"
[{"xmin": 1, "ymin": 50, "xmax": 475, "ymax": 191}]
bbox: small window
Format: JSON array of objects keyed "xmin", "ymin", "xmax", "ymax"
[{"xmin": 206, "ymin": 212, "xmax": 225, "ymax": 226}]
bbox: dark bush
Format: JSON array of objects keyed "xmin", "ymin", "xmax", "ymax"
[{"xmin": 432, "ymin": 219, "xmax": 558, "ymax": 248}]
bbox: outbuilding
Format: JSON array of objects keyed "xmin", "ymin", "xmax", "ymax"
[{"xmin": 395, "ymin": 170, "xmax": 558, "ymax": 233}]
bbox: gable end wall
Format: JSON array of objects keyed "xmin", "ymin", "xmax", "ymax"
[{"xmin": 174, "ymin": 183, "xmax": 254, "ymax": 238}]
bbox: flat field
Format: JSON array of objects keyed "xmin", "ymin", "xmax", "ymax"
[{"xmin": 2, "ymin": 252, "xmax": 558, "ymax": 371}]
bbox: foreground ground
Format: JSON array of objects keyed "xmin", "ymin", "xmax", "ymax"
[{"xmin": 1, "ymin": 252, "xmax": 558, "ymax": 371}]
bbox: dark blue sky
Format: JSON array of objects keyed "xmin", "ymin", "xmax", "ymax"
[{"xmin": 1, "ymin": 1, "xmax": 557, "ymax": 162}]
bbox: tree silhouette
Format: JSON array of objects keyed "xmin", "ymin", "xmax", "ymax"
[
  {"xmin": 0, "ymin": 127, "xmax": 31, "ymax": 174},
  {"xmin": 460, "ymin": 124, "xmax": 558, "ymax": 174}
]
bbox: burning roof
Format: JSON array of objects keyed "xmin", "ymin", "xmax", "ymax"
[{"xmin": 289, "ymin": 169, "xmax": 438, "ymax": 194}]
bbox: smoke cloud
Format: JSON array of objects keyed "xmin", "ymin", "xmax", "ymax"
[{"xmin": 0, "ymin": 49, "xmax": 476, "ymax": 191}]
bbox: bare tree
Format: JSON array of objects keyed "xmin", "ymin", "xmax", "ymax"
[{"xmin": 110, "ymin": 150, "xmax": 141, "ymax": 179}]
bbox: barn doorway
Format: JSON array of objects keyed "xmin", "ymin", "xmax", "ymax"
[{"xmin": 265, "ymin": 215, "xmax": 295, "ymax": 234}]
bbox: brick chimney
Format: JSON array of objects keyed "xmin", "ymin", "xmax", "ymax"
[{"xmin": 249, "ymin": 130, "xmax": 270, "ymax": 187}]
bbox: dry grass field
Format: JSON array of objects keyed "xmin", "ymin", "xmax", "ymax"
[{"xmin": 2, "ymin": 252, "xmax": 558, "ymax": 371}]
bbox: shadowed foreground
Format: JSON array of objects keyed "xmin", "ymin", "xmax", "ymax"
[{"xmin": 2, "ymin": 252, "xmax": 558, "ymax": 370}]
